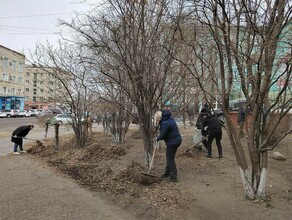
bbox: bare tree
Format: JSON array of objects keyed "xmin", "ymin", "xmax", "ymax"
[
  {"xmin": 177, "ymin": 0, "xmax": 291, "ymax": 200},
  {"xmin": 30, "ymin": 41, "xmax": 97, "ymax": 148},
  {"xmin": 60, "ymin": 0, "xmax": 185, "ymax": 165}
]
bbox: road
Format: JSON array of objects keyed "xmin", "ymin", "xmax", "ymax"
[{"xmin": 0, "ymin": 116, "xmax": 38, "ymax": 130}]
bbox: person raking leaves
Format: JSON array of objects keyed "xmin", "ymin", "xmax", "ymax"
[
  {"xmin": 11, "ymin": 123, "xmax": 34, "ymax": 155},
  {"xmin": 156, "ymin": 109, "xmax": 182, "ymax": 182}
]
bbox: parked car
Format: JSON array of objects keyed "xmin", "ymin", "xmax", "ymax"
[
  {"xmin": 55, "ymin": 114, "xmax": 73, "ymax": 124},
  {"xmin": 49, "ymin": 108, "xmax": 62, "ymax": 115},
  {"xmin": 36, "ymin": 110, "xmax": 53, "ymax": 118},
  {"xmin": 0, "ymin": 109, "xmax": 19, "ymax": 118},
  {"xmin": 17, "ymin": 110, "xmax": 27, "ymax": 117},
  {"xmin": 228, "ymin": 99, "xmax": 247, "ymax": 111},
  {"xmin": 25, "ymin": 109, "xmax": 38, "ymax": 117},
  {"xmin": 211, "ymin": 99, "xmax": 248, "ymax": 121}
]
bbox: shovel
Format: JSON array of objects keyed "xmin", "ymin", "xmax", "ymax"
[
  {"xmin": 23, "ymin": 137, "xmax": 44, "ymax": 145},
  {"xmin": 23, "ymin": 137, "xmax": 39, "ymax": 141},
  {"xmin": 141, "ymin": 140, "xmax": 158, "ymax": 177}
]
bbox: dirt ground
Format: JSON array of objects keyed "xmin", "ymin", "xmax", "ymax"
[{"xmin": 27, "ymin": 125, "xmax": 292, "ymax": 220}]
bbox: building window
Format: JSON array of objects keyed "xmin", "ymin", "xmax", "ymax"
[
  {"xmin": 26, "ymin": 72, "xmax": 30, "ymax": 77},
  {"xmin": 3, "ymin": 73, "xmax": 8, "ymax": 81},
  {"xmin": 33, "ymin": 96, "xmax": 36, "ymax": 102},
  {"xmin": 40, "ymin": 97, "xmax": 44, "ymax": 101},
  {"xmin": 19, "ymin": 63, "xmax": 23, "ymax": 72},
  {"xmin": 18, "ymin": 77, "xmax": 22, "ymax": 83},
  {"xmin": 11, "ymin": 88, "xmax": 15, "ymax": 94},
  {"xmin": 17, "ymin": 89, "xmax": 21, "ymax": 95},
  {"xmin": 25, "ymin": 88, "xmax": 29, "ymax": 92},
  {"xmin": 12, "ymin": 60, "xmax": 17, "ymax": 70},
  {"xmin": 3, "ymin": 87, "xmax": 7, "ymax": 94},
  {"xmin": 40, "ymin": 89, "xmax": 44, "ymax": 93},
  {"xmin": 25, "ymin": 80, "xmax": 29, "ymax": 85},
  {"xmin": 3, "ymin": 58, "xmax": 8, "ymax": 68},
  {"xmin": 34, "ymin": 73, "xmax": 37, "ymax": 79},
  {"xmin": 33, "ymin": 88, "xmax": 37, "ymax": 95},
  {"xmin": 9, "ymin": 75, "xmax": 16, "ymax": 82},
  {"xmin": 33, "ymin": 81, "xmax": 37, "ymax": 87}
]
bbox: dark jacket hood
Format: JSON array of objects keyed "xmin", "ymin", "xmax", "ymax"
[{"xmin": 161, "ymin": 109, "xmax": 171, "ymax": 120}]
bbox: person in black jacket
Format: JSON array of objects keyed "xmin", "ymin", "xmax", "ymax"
[
  {"xmin": 11, "ymin": 124, "xmax": 34, "ymax": 155},
  {"xmin": 202, "ymin": 115, "xmax": 223, "ymax": 159},
  {"xmin": 196, "ymin": 108, "xmax": 211, "ymax": 150},
  {"xmin": 157, "ymin": 109, "xmax": 182, "ymax": 182}
]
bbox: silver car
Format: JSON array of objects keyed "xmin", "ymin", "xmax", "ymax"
[
  {"xmin": 54, "ymin": 114, "xmax": 73, "ymax": 124},
  {"xmin": 0, "ymin": 109, "xmax": 19, "ymax": 118},
  {"xmin": 17, "ymin": 110, "xmax": 27, "ymax": 117}
]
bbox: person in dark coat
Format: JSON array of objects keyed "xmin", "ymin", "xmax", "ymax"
[
  {"xmin": 202, "ymin": 115, "xmax": 223, "ymax": 159},
  {"xmin": 196, "ymin": 108, "xmax": 211, "ymax": 150},
  {"xmin": 237, "ymin": 106, "xmax": 246, "ymax": 137},
  {"xmin": 11, "ymin": 124, "xmax": 34, "ymax": 155},
  {"xmin": 156, "ymin": 109, "xmax": 182, "ymax": 182}
]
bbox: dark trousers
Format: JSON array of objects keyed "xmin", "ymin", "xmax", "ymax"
[
  {"xmin": 207, "ymin": 129, "xmax": 222, "ymax": 156},
  {"xmin": 164, "ymin": 143, "xmax": 181, "ymax": 179},
  {"xmin": 201, "ymin": 129, "xmax": 209, "ymax": 150}
]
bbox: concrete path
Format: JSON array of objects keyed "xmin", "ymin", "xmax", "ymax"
[{"xmin": 0, "ymin": 125, "xmax": 137, "ymax": 220}]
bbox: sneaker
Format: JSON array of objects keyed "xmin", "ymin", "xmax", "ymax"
[
  {"xmin": 20, "ymin": 150, "xmax": 27, "ymax": 153},
  {"xmin": 13, "ymin": 152, "xmax": 20, "ymax": 155},
  {"xmin": 206, "ymin": 154, "xmax": 212, "ymax": 158},
  {"xmin": 219, "ymin": 155, "xmax": 223, "ymax": 159}
]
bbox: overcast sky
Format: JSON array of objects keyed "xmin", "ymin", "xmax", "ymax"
[{"xmin": 0, "ymin": 0, "xmax": 97, "ymax": 56}]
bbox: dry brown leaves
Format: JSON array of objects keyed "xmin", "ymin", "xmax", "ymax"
[{"xmin": 28, "ymin": 130, "xmax": 205, "ymax": 219}]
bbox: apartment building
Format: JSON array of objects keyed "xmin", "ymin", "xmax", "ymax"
[
  {"xmin": 0, "ymin": 45, "xmax": 26, "ymax": 110},
  {"xmin": 24, "ymin": 65, "xmax": 59, "ymax": 110},
  {"xmin": 0, "ymin": 44, "xmax": 63, "ymax": 110}
]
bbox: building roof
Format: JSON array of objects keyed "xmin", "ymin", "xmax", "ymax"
[{"xmin": 0, "ymin": 44, "xmax": 25, "ymax": 58}]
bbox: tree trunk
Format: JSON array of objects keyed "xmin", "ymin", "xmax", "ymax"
[
  {"xmin": 54, "ymin": 123, "xmax": 59, "ymax": 149},
  {"xmin": 239, "ymin": 167, "xmax": 256, "ymax": 200},
  {"xmin": 257, "ymin": 151, "xmax": 268, "ymax": 200}
]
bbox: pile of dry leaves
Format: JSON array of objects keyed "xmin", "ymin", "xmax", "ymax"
[{"xmin": 27, "ymin": 130, "xmax": 205, "ymax": 219}]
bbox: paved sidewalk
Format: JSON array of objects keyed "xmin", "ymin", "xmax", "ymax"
[
  {"xmin": 0, "ymin": 154, "xmax": 136, "ymax": 220},
  {"xmin": 0, "ymin": 125, "xmax": 136, "ymax": 220}
]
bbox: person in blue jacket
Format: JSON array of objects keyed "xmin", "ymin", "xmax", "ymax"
[{"xmin": 156, "ymin": 109, "xmax": 182, "ymax": 182}]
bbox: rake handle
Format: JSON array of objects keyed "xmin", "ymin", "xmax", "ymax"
[{"xmin": 148, "ymin": 140, "xmax": 158, "ymax": 174}]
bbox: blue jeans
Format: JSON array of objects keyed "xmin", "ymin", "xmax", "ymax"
[
  {"xmin": 164, "ymin": 143, "xmax": 181, "ymax": 179},
  {"xmin": 13, "ymin": 143, "xmax": 23, "ymax": 152}
]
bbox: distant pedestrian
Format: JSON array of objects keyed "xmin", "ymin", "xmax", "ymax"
[
  {"xmin": 102, "ymin": 114, "xmax": 111, "ymax": 136},
  {"xmin": 237, "ymin": 106, "xmax": 246, "ymax": 137},
  {"xmin": 202, "ymin": 115, "xmax": 224, "ymax": 159},
  {"xmin": 87, "ymin": 116, "xmax": 93, "ymax": 134},
  {"xmin": 157, "ymin": 109, "xmax": 182, "ymax": 182},
  {"xmin": 11, "ymin": 124, "xmax": 34, "ymax": 155}
]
